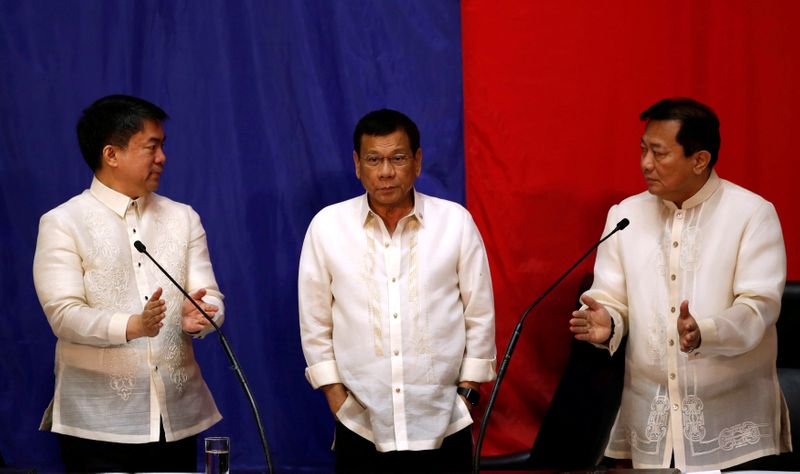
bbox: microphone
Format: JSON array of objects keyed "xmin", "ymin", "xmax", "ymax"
[
  {"xmin": 472, "ymin": 218, "xmax": 630, "ymax": 473},
  {"xmin": 134, "ymin": 240, "xmax": 274, "ymax": 473}
]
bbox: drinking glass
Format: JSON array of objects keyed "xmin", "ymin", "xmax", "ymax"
[{"xmin": 204, "ymin": 436, "xmax": 230, "ymax": 474}]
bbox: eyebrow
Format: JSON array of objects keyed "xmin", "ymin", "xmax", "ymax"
[
  {"xmin": 641, "ymin": 138, "xmax": 666, "ymax": 150},
  {"xmin": 365, "ymin": 148, "xmax": 408, "ymax": 155}
]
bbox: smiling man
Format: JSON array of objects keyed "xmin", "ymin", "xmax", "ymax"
[
  {"xmin": 569, "ymin": 98, "xmax": 789, "ymax": 470},
  {"xmin": 33, "ymin": 95, "xmax": 224, "ymax": 472},
  {"xmin": 298, "ymin": 109, "xmax": 496, "ymax": 472}
]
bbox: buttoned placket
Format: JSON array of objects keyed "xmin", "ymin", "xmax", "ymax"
[
  {"xmin": 384, "ymin": 216, "xmax": 411, "ymax": 450},
  {"xmin": 126, "ymin": 200, "xmax": 162, "ymax": 439},
  {"xmin": 666, "ymin": 208, "xmax": 685, "ymax": 466}
]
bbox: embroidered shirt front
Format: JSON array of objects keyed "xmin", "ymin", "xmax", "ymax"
[
  {"xmin": 586, "ymin": 172, "xmax": 789, "ymax": 471},
  {"xmin": 298, "ymin": 190, "xmax": 497, "ymax": 452},
  {"xmin": 33, "ymin": 177, "xmax": 224, "ymax": 443}
]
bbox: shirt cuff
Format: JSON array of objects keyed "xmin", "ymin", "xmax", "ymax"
[
  {"xmin": 109, "ymin": 312, "xmax": 132, "ymax": 345},
  {"xmin": 696, "ymin": 318, "xmax": 717, "ymax": 347},
  {"xmin": 458, "ymin": 357, "xmax": 497, "ymax": 383},
  {"xmin": 305, "ymin": 360, "xmax": 342, "ymax": 389}
]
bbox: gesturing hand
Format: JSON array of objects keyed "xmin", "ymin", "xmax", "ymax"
[
  {"xmin": 181, "ymin": 288, "xmax": 218, "ymax": 334},
  {"xmin": 569, "ymin": 294, "xmax": 613, "ymax": 344},
  {"xmin": 127, "ymin": 287, "xmax": 166, "ymax": 341},
  {"xmin": 677, "ymin": 300, "xmax": 702, "ymax": 353}
]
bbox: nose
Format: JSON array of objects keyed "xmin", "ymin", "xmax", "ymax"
[
  {"xmin": 155, "ymin": 147, "xmax": 166, "ymax": 164},
  {"xmin": 377, "ymin": 158, "xmax": 395, "ymax": 177},
  {"xmin": 640, "ymin": 150, "xmax": 653, "ymax": 173}
]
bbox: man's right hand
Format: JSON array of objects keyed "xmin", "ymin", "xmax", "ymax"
[
  {"xmin": 569, "ymin": 294, "xmax": 613, "ymax": 344},
  {"xmin": 321, "ymin": 383, "xmax": 348, "ymax": 419},
  {"xmin": 126, "ymin": 287, "xmax": 166, "ymax": 341}
]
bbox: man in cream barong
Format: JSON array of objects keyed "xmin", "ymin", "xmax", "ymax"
[
  {"xmin": 33, "ymin": 95, "xmax": 224, "ymax": 471},
  {"xmin": 569, "ymin": 97, "xmax": 790, "ymax": 471}
]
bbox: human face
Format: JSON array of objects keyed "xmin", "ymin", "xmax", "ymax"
[
  {"xmin": 354, "ymin": 129, "xmax": 422, "ymax": 213},
  {"xmin": 107, "ymin": 119, "xmax": 166, "ymax": 198},
  {"xmin": 640, "ymin": 120, "xmax": 708, "ymax": 207}
]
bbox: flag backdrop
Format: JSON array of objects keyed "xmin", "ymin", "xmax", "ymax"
[{"xmin": 1, "ymin": 0, "xmax": 798, "ymax": 470}]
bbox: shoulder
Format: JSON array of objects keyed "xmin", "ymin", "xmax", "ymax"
[
  {"xmin": 39, "ymin": 190, "xmax": 94, "ymax": 224},
  {"xmin": 616, "ymin": 189, "xmax": 657, "ymax": 211},
  {"xmin": 149, "ymin": 193, "xmax": 200, "ymax": 219},
  {"xmin": 717, "ymin": 179, "xmax": 772, "ymax": 209},
  {"xmin": 309, "ymin": 195, "xmax": 362, "ymax": 227},
  {"xmin": 417, "ymin": 192, "xmax": 471, "ymax": 220}
]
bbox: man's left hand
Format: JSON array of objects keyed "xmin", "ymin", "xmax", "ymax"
[
  {"xmin": 182, "ymin": 288, "xmax": 219, "ymax": 335},
  {"xmin": 458, "ymin": 381, "xmax": 480, "ymax": 410},
  {"xmin": 677, "ymin": 300, "xmax": 702, "ymax": 353}
]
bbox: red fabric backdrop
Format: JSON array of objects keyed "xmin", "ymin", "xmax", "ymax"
[{"xmin": 461, "ymin": 0, "xmax": 800, "ymax": 456}]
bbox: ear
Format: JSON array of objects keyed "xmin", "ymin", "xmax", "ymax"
[
  {"xmin": 414, "ymin": 148, "xmax": 422, "ymax": 177},
  {"xmin": 692, "ymin": 150, "xmax": 711, "ymax": 175},
  {"xmin": 353, "ymin": 150, "xmax": 361, "ymax": 180},
  {"xmin": 102, "ymin": 144, "xmax": 119, "ymax": 169}
]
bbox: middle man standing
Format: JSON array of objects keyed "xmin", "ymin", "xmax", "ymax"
[{"xmin": 299, "ymin": 109, "xmax": 496, "ymax": 473}]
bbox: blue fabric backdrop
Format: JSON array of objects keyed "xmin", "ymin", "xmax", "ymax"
[{"xmin": 0, "ymin": 1, "xmax": 464, "ymax": 470}]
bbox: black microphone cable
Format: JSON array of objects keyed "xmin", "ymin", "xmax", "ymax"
[
  {"xmin": 134, "ymin": 240, "xmax": 274, "ymax": 473},
  {"xmin": 472, "ymin": 218, "xmax": 629, "ymax": 473}
]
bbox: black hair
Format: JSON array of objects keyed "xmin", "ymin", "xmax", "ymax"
[
  {"xmin": 76, "ymin": 94, "xmax": 168, "ymax": 171},
  {"xmin": 640, "ymin": 97, "xmax": 721, "ymax": 169},
  {"xmin": 353, "ymin": 109, "xmax": 420, "ymax": 157}
]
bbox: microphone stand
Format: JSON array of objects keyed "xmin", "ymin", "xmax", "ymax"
[
  {"xmin": 472, "ymin": 219, "xmax": 629, "ymax": 474},
  {"xmin": 134, "ymin": 241, "xmax": 274, "ymax": 473}
]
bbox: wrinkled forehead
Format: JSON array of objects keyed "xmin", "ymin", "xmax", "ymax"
[
  {"xmin": 642, "ymin": 119, "xmax": 682, "ymax": 146},
  {"xmin": 359, "ymin": 129, "xmax": 412, "ymax": 154}
]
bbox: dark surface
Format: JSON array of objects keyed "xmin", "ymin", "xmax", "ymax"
[{"xmin": 482, "ymin": 273, "xmax": 626, "ymax": 471}]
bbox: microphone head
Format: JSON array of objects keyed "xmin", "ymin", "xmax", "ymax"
[
  {"xmin": 133, "ymin": 240, "xmax": 147, "ymax": 253},
  {"xmin": 616, "ymin": 218, "xmax": 630, "ymax": 230}
]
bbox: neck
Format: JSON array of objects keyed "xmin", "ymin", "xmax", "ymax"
[
  {"xmin": 95, "ymin": 172, "xmax": 141, "ymax": 200},
  {"xmin": 369, "ymin": 198, "xmax": 414, "ymax": 236},
  {"xmin": 672, "ymin": 171, "xmax": 711, "ymax": 209}
]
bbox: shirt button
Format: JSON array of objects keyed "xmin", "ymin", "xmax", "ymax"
[
  {"xmin": 395, "ymin": 388, "xmax": 401, "ymax": 393},
  {"xmin": 138, "ymin": 262, "xmax": 142, "ymax": 267},
  {"xmin": 668, "ymin": 339, "xmax": 675, "ymax": 346},
  {"xmin": 670, "ymin": 274, "xmax": 676, "ymax": 281},
  {"xmin": 133, "ymin": 228, "xmax": 137, "ymax": 233},
  {"xmin": 144, "ymin": 296, "xmax": 149, "ymax": 300},
  {"xmin": 393, "ymin": 313, "xmax": 398, "ymax": 319},
  {"xmin": 672, "ymin": 241, "xmax": 678, "ymax": 248},
  {"xmin": 391, "ymin": 277, "xmax": 396, "ymax": 283},
  {"xmin": 394, "ymin": 350, "xmax": 399, "ymax": 356},
  {"xmin": 672, "ymin": 403, "xmax": 679, "ymax": 411},
  {"xmin": 671, "ymin": 307, "xmax": 676, "ymax": 313},
  {"xmin": 385, "ymin": 242, "xmax": 389, "ymax": 248},
  {"xmin": 676, "ymin": 212, "xmax": 683, "ymax": 219},
  {"xmin": 669, "ymin": 373, "xmax": 676, "ymax": 380}
]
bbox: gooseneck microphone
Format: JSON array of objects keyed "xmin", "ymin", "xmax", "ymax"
[
  {"xmin": 134, "ymin": 240, "xmax": 273, "ymax": 473},
  {"xmin": 472, "ymin": 218, "xmax": 629, "ymax": 473}
]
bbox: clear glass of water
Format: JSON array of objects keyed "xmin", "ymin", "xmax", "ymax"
[{"xmin": 205, "ymin": 436, "xmax": 230, "ymax": 474}]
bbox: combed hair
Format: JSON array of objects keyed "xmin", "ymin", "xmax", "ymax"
[
  {"xmin": 76, "ymin": 95, "xmax": 168, "ymax": 171},
  {"xmin": 353, "ymin": 109, "xmax": 420, "ymax": 156},
  {"xmin": 640, "ymin": 97, "xmax": 721, "ymax": 169}
]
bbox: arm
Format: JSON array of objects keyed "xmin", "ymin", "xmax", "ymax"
[
  {"xmin": 576, "ymin": 205, "xmax": 629, "ymax": 355},
  {"xmin": 692, "ymin": 202, "xmax": 786, "ymax": 356},
  {"xmin": 182, "ymin": 207, "xmax": 224, "ymax": 339},
  {"xmin": 298, "ymin": 218, "xmax": 343, "ymax": 400},
  {"xmin": 457, "ymin": 211, "xmax": 497, "ymax": 385},
  {"xmin": 33, "ymin": 211, "xmax": 163, "ymax": 345}
]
